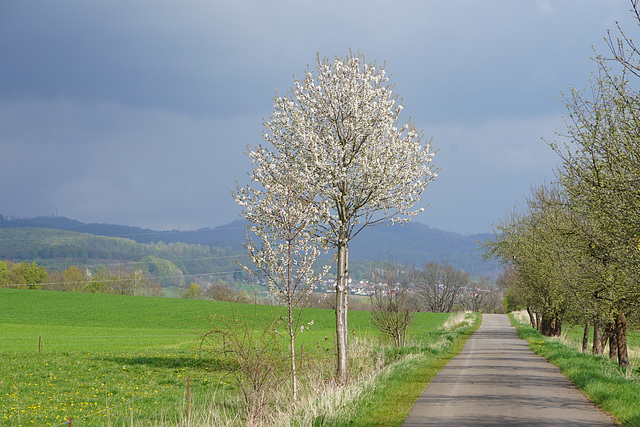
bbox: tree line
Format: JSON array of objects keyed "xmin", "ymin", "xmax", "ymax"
[
  {"xmin": 368, "ymin": 259, "xmax": 502, "ymax": 347},
  {"xmin": 0, "ymin": 228, "xmax": 246, "ymax": 281},
  {"xmin": 0, "ymin": 259, "xmax": 252, "ymax": 303},
  {"xmin": 484, "ymin": 1, "xmax": 640, "ymax": 368},
  {"xmin": 0, "ymin": 259, "xmax": 157, "ymax": 295}
]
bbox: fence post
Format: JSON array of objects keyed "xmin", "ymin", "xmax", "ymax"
[
  {"xmin": 187, "ymin": 376, "xmax": 191, "ymax": 421},
  {"xmin": 299, "ymin": 344, "xmax": 303, "ymax": 371}
]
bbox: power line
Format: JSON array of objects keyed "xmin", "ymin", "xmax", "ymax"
[
  {"xmin": 0, "ymin": 270, "xmax": 247, "ymax": 289},
  {"xmin": 0, "ymin": 225, "xmax": 247, "ymax": 241},
  {"xmin": 6, "ymin": 335, "xmax": 193, "ymax": 339},
  {"xmin": 0, "ymin": 252, "xmax": 251, "ymax": 272}
]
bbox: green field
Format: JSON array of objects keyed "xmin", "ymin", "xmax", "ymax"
[
  {"xmin": 0, "ymin": 289, "xmax": 462, "ymax": 426},
  {"xmin": 562, "ymin": 322, "xmax": 640, "ymax": 351},
  {"xmin": 0, "ymin": 289, "xmax": 429, "ymax": 353}
]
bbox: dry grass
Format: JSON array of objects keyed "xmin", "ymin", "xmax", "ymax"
[
  {"xmin": 421, "ymin": 311, "xmax": 475, "ymax": 353},
  {"xmin": 99, "ymin": 312, "xmax": 477, "ymax": 426},
  {"xmin": 442, "ymin": 311, "xmax": 474, "ymax": 330},
  {"xmin": 148, "ymin": 336, "xmax": 386, "ymax": 426},
  {"xmin": 511, "ymin": 309, "xmax": 530, "ymax": 325},
  {"xmin": 273, "ymin": 335, "xmax": 387, "ymax": 426}
]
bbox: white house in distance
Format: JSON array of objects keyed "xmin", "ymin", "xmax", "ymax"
[
  {"xmin": 350, "ymin": 280, "xmax": 374, "ymax": 296},
  {"xmin": 312, "ymin": 277, "xmax": 375, "ymax": 296}
]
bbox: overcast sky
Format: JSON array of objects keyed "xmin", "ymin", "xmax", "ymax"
[{"xmin": 0, "ymin": 1, "xmax": 636, "ymax": 234}]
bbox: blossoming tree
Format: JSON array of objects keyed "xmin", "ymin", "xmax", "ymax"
[
  {"xmin": 242, "ymin": 51, "xmax": 437, "ymax": 383},
  {"xmin": 235, "ymin": 147, "xmax": 330, "ymax": 400}
]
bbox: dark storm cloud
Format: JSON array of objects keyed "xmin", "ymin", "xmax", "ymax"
[
  {"xmin": 0, "ymin": 98, "xmax": 261, "ymax": 229},
  {"xmin": 0, "ymin": 0, "xmax": 635, "ymax": 233}
]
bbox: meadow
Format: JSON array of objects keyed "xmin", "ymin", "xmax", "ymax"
[
  {"xmin": 562, "ymin": 322, "xmax": 640, "ymax": 350},
  {"xmin": 0, "ymin": 289, "xmax": 474, "ymax": 426}
]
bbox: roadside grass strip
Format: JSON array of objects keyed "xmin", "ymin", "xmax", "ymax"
[{"xmin": 510, "ymin": 313, "xmax": 640, "ymax": 426}]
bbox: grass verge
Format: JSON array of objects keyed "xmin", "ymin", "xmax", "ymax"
[{"xmin": 509, "ymin": 314, "xmax": 640, "ymax": 426}]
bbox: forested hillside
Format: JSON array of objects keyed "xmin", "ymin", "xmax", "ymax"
[
  {"xmin": 348, "ymin": 222, "xmax": 495, "ymax": 276},
  {"xmin": 0, "ymin": 214, "xmax": 244, "ymax": 250},
  {"xmin": 0, "ymin": 227, "xmax": 248, "ymax": 287},
  {"xmin": 0, "ymin": 214, "xmax": 499, "ymax": 277}
]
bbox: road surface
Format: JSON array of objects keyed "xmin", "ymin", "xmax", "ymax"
[{"xmin": 403, "ymin": 314, "xmax": 618, "ymax": 426}]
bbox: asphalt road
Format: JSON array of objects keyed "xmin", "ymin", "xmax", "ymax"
[{"xmin": 403, "ymin": 314, "xmax": 618, "ymax": 426}]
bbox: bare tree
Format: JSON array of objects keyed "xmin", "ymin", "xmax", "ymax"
[
  {"xmin": 460, "ymin": 277, "xmax": 504, "ymax": 313},
  {"xmin": 369, "ymin": 260, "xmax": 418, "ymax": 347},
  {"xmin": 416, "ymin": 261, "xmax": 468, "ymax": 313},
  {"xmin": 257, "ymin": 51, "xmax": 437, "ymax": 382},
  {"xmin": 205, "ymin": 280, "xmax": 250, "ymax": 303},
  {"xmin": 199, "ymin": 310, "xmax": 288, "ymax": 424}
]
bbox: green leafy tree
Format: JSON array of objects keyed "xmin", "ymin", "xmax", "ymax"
[
  {"xmin": 8, "ymin": 261, "xmax": 48, "ymax": 290},
  {"xmin": 483, "ymin": 187, "xmax": 567, "ymax": 336},
  {"xmin": 85, "ymin": 266, "xmax": 114, "ymax": 294},
  {"xmin": 0, "ymin": 260, "xmax": 9, "ymax": 285},
  {"xmin": 182, "ymin": 283, "xmax": 203, "ymax": 299},
  {"xmin": 140, "ymin": 255, "xmax": 184, "ymax": 287},
  {"xmin": 548, "ymin": 62, "xmax": 640, "ymax": 366},
  {"xmin": 483, "ymin": 2, "xmax": 640, "ymax": 368},
  {"xmin": 63, "ymin": 266, "xmax": 87, "ymax": 292}
]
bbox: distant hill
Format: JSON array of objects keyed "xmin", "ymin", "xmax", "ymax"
[
  {"xmin": 348, "ymin": 222, "xmax": 496, "ymax": 276},
  {"xmin": 0, "ymin": 214, "xmax": 500, "ymax": 277},
  {"xmin": 0, "ymin": 214, "xmax": 244, "ymax": 249},
  {"xmin": 0, "ymin": 226, "xmax": 248, "ymax": 287}
]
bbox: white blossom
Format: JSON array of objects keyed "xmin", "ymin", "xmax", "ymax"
[{"xmin": 235, "ymin": 51, "xmax": 437, "ymax": 384}]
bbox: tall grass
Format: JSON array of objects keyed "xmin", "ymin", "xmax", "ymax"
[
  {"xmin": 154, "ymin": 315, "xmax": 481, "ymax": 427},
  {"xmin": 442, "ymin": 311, "xmax": 473, "ymax": 330}
]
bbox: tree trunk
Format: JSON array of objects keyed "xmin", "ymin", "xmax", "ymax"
[
  {"xmin": 288, "ymin": 299, "xmax": 297, "ymax": 400},
  {"xmin": 335, "ymin": 237, "xmax": 349, "ymax": 384},
  {"xmin": 601, "ymin": 323, "xmax": 612, "ymax": 351},
  {"xmin": 592, "ymin": 320, "xmax": 603, "ymax": 355},
  {"xmin": 550, "ymin": 317, "xmax": 562, "ymax": 337},
  {"xmin": 607, "ymin": 324, "xmax": 618, "ymax": 360},
  {"xmin": 526, "ymin": 306, "xmax": 535, "ymax": 328},
  {"xmin": 286, "ymin": 236, "xmax": 298, "ymax": 401},
  {"xmin": 582, "ymin": 321, "xmax": 590, "ymax": 353},
  {"xmin": 540, "ymin": 316, "xmax": 552, "ymax": 336},
  {"xmin": 615, "ymin": 312, "xmax": 629, "ymax": 368}
]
